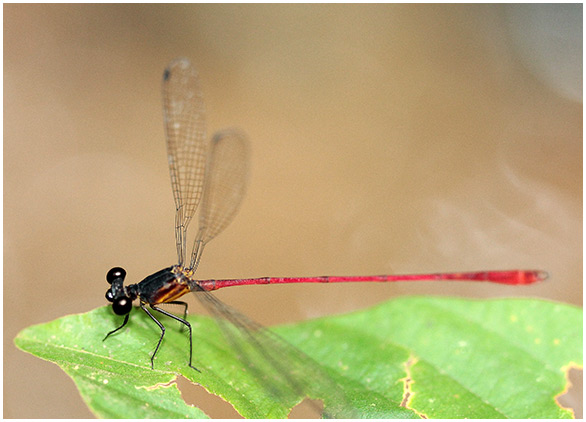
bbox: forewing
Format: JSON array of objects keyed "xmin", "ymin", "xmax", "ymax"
[{"xmin": 162, "ymin": 58, "xmax": 207, "ymax": 265}]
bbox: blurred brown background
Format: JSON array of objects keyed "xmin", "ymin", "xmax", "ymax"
[{"xmin": 4, "ymin": 4, "xmax": 582, "ymax": 418}]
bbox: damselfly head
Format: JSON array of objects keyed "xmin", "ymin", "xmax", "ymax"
[{"xmin": 105, "ymin": 267, "xmax": 132, "ymax": 316}]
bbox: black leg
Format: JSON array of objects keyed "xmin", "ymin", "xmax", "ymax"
[
  {"xmin": 103, "ymin": 313, "xmax": 130, "ymax": 341},
  {"xmin": 167, "ymin": 300, "xmax": 189, "ymax": 332},
  {"xmin": 141, "ymin": 303, "xmax": 166, "ymax": 370},
  {"xmin": 151, "ymin": 304, "xmax": 199, "ymax": 372}
]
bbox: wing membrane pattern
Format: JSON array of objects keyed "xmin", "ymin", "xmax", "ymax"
[
  {"xmin": 191, "ymin": 130, "xmax": 249, "ymax": 269},
  {"xmin": 162, "ymin": 58, "xmax": 207, "ymax": 266},
  {"xmin": 192, "ymin": 286, "xmax": 358, "ymax": 417}
]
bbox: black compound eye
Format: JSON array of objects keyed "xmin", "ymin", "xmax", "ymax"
[
  {"xmin": 106, "ymin": 267, "xmax": 126, "ymax": 284},
  {"xmin": 105, "ymin": 289, "xmax": 114, "ymax": 302},
  {"xmin": 112, "ymin": 297, "xmax": 132, "ymax": 315}
]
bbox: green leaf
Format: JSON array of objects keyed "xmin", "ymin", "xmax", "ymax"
[{"xmin": 14, "ymin": 297, "xmax": 581, "ymax": 418}]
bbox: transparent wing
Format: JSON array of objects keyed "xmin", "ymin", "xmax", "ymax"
[
  {"xmin": 191, "ymin": 287, "xmax": 359, "ymax": 418},
  {"xmin": 162, "ymin": 58, "xmax": 207, "ymax": 266},
  {"xmin": 189, "ymin": 129, "xmax": 249, "ymax": 269}
]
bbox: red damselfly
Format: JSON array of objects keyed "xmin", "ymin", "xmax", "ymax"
[{"xmin": 103, "ymin": 58, "xmax": 546, "ymax": 417}]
